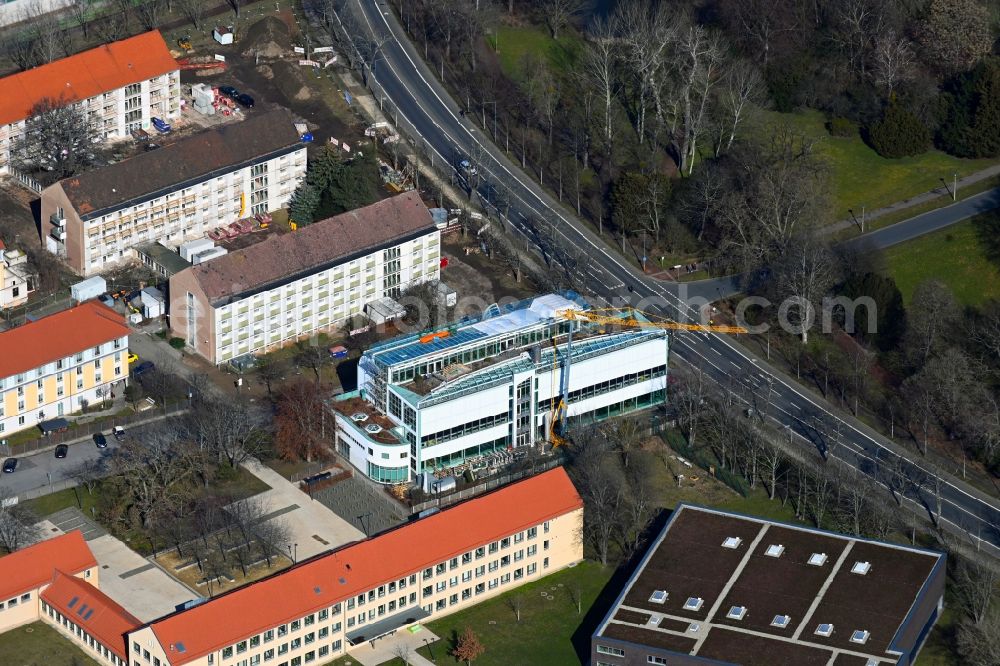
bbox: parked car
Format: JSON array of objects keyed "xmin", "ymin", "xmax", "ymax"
[
  {"xmin": 54, "ymin": 444, "xmax": 68, "ymax": 459},
  {"xmin": 151, "ymin": 117, "xmax": 171, "ymax": 133},
  {"xmin": 236, "ymin": 93, "xmax": 254, "ymax": 108},
  {"xmin": 144, "ymin": 143, "xmax": 161, "ymax": 151},
  {"xmin": 127, "ymin": 352, "xmax": 139, "ymax": 364},
  {"xmin": 93, "ymin": 432, "xmax": 107, "ymax": 448},
  {"xmin": 132, "ymin": 361, "xmax": 155, "ymax": 377},
  {"xmin": 2, "ymin": 458, "xmax": 17, "ymax": 473},
  {"xmin": 113, "ymin": 426, "xmax": 126, "ymax": 442},
  {"xmin": 98, "ymin": 294, "xmax": 115, "ymax": 308},
  {"xmin": 218, "ymin": 85, "xmax": 238, "ymax": 99},
  {"xmin": 329, "ymin": 345, "xmax": 348, "ymax": 359}
]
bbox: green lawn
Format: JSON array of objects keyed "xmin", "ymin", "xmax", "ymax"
[
  {"xmin": 0, "ymin": 622, "xmax": 99, "ymax": 665},
  {"xmin": 488, "ymin": 26, "xmax": 582, "ymax": 80},
  {"xmin": 750, "ymin": 109, "xmax": 997, "ymax": 220},
  {"xmin": 24, "ymin": 486, "xmax": 99, "ymax": 520},
  {"xmin": 415, "ymin": 561, "xmax": 614, "ymax": 666},
  {"xmin": 884, "ymin": 213, "xmax": 1000, "ymax": 307}
]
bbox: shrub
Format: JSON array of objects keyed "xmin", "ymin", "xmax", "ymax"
[
  {"xmin": 827, "ymin": 117, "xmax": 857, "ymax": 137},
  {"xmin": 867, "ymin": 104, "xmax": 930, "ymax": 158},
  {"xmin": 168, "ymin": 337, "xmax": 186, "ymax": 350}
]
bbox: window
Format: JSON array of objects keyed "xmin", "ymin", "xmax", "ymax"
[
  {"xmin": 648, "ymin": 657, "xmax": 668, "ymax": 665},
  {"xmin": 264, "ymin": 649, "xmax": 274, "ymax": 660},
  {"xmin": 436, "ymin": 599, "xmax": 446, "ymax": 611},
  {"xmin": 237, "ymin": 640, "xmax": 247, "ymax": 653},
  {"xmin": 223, "ymin": 647, "xmax": 234, "ymax": 659},
  {"xmin": 527, "ymin": 563, "xmax": 537, "ymax": 575},
  {"xmin": 597, "ymin": 645, "xmax": 625, "ymax": 657},
  {"xmin": 264, "ymin": 630, "xmax": 274, "ymax": 642},
  {"xmin": 304, "ymin": 614, "xmax": 315, "ymax": 626}
]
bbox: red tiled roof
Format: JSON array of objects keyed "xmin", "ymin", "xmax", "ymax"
[
  {"xmin": 0, "ymin": 300, "xmax": 130, "ymax": 381},
  {"xmin": 41, "ymin": 570, "xmax": 141, "ymax": 661},
  {"xmin": 0, "ymin": 531, "xmax": 97, "ymax": 601},
  {"xmin": 0, "ymin": 31, "xmax": 177, "ymax": 127},
  {"xmin": 146, "ymin": 467, "xmax": 583, "ymax": 664}
]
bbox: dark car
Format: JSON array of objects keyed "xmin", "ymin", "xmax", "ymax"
[
  {"xmin": 218, "ymin": 85, "xmax": 238, "ymax": 98},
  {"xmin": 93, "ymin": 432, "xmax": 108, "ymax": 448},
  {"xmin": 236, "ymin": 93, "xmax": 254, "ymax": 108},
  {"xmin": 2, "ymin": 458, "xmax": 17, "ymax": 473},
  {"xmin": 54, "ymin": 444, "xmax": 68, "ymax": 459},
  {"xmin": 132, "ymin": 361, "xmax": 155, "ymax": 377}
]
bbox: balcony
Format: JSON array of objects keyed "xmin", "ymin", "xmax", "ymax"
[
  {"xmin": 49, "ymin": 212, "xmax": 66, "ymax": 228},
  {"xmin": 50, "ymin": 227, "xmax": 66, "ymax": 242}
]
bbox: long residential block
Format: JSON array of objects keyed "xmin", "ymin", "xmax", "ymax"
[
  {"xmin": 0, "ymin": 31, "xmax": 180, "ymax": 174},
  {"xmin": 125, "ymin": 466, "xmax": 583, "ymax": 664},
  {"xmin": 169, "ymin": 191, "xmax": 441, "ymax": 364},
  {"xmin": 40, "ymin": 109, "xmax": 306, "ymax": 275},
  {"xmin": 0, "ymin": 300, "xmax": 130, "ymax": 436}
]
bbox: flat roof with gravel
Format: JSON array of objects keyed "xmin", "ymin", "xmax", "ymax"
[{"xmin": 593, "ymin": 504, "xmax": 946, "ymax": 666}]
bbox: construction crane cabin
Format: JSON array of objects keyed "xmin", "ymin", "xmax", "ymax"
[{"xmin": 546, "ymin": 307, "xmax": 746, "ymax": 447}]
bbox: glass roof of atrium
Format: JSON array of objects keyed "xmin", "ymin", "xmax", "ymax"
[
  {"xmin": 416, "ymin": 329, "xmax": 666, "ymax": 408},
  {"xmin": 366, "ymin": 292, "xmax": 588, "ymax": 368}
]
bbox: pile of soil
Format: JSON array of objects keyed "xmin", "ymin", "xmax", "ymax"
[
  {"xmin": 241, "ymin": 16, "xmax": 292, "ymax": 59},
  {"xmin": 268, "ymin": 60, "xmax": 312, "ymax": 103}
]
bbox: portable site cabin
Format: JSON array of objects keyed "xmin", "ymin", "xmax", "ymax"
[{"xmin": 213, "ymin": 26, "xmax": 234, "ymax": 45}]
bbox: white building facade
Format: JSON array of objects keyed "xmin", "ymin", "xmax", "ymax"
[
  {"xmin": 346, "ymin": 294, "xmax": 669, "ymax": 483},
  {"xmin": 40, "ymin": 110, "xmax": 306, "ymax": 275},
  {"xmin": 170, "ymin": 192, "xmax": 442, "ymax": 364}
]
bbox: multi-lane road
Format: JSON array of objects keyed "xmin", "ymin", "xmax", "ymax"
[{"xmin": 328, "ymin": 0, "xmax": 1000, "ymax": 552}]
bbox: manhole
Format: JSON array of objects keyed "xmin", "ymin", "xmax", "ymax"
[
  {"xmin": 489, "ymin": 620, "xmax": 497, "ymax": 625},
  {"xmin": 550, "ymin": 586, "xmax": 557, "ymax": 590},
  {"xmin": 25, "ymin": 627, "xmax": 33, "ymax": 633}
]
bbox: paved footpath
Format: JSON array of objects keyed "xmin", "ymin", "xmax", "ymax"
[{"xmin": 240, "ymin": 459, "xmax": 365, "ymax": 561}]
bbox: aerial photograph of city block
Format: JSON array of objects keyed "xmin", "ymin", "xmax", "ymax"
[{"xmin": 0, "ymin": 0, "xmax": 996, "ymax": 665}]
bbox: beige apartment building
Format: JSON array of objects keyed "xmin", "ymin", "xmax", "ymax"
[
  {"xmin": 125, "ymin": 467, "xmax": 583, "ymax": 665},
  {"xmin": 0, "ymin": 530, "xmax": 141, "ymax": 666},
  {"xmin": 0, "ymin": 531, "xmax": 100, "ymax": 633},
  {"xmin": 0, "ymin": 300, "xmax": 130, "ymax": 436},
  {"xmin": 40, "ymin": 110, "xmax": 306, "ymax": 275},
  {"xmin": 169, "ymin": 191, "xmax": 441, "ymax": 364},
  {"xmin": 0, "ymin": 31, "xmax": 179, "ymax": 175}
]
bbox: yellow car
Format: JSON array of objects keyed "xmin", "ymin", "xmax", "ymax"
[{"xmin": 127, "ymin": 353, "xmax": 139, "ymax": 364}]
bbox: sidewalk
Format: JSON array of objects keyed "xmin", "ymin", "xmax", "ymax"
[
  {"xmin": 239, "ymin": 459, "xmax": 365, "ymax": 561},
  {"xmin": 826, "ymin": 162, "xmax": 1000, "ymax": 234}
]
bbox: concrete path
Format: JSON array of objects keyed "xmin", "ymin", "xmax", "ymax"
[
  {"xmin": 346, "ymin": 627, "xmax": 439, "ymax": 666},
  {"xmin": 36, "ymin": 520, "xmax": 195, "ymax": 622},
  {"xmin": 240, "ymin": 459, "xmax": 365, "ymax": 561}
]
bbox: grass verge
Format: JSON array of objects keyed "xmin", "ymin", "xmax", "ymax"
[
  {"xmin": 884, "ymin": 212, "xmax": 1000, "ymax": 307},
  {"xmin": 750, "ymin": 109, "xmax": 998, "ymax": 220}
]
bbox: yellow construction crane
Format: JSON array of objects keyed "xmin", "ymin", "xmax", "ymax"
[{"xmin": 546, "ymin": 307, "xmax": 746, "ymax": 447}]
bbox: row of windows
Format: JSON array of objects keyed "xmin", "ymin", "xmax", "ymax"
[
  {"xmin": 43, "ymin": 601, "xmax": 126, "ymax": 666},
  {"xmin": 211, "ymin": 520, "xmax": 552, "ymax": 661},
  {"xmin": 536, "ymin": 364, "xmax": 667, "ymax": 413},
  {"xmin": 595, "ymin": 649, "xmax": 667, "ymax": 665},
  {"xmin": 0, "ymin": 341, "xmax": 124, "ymax": 389},
  {"xmin": 420, "ymin": 411, "xmax": 510, "ymax": 447},
  {"xmin": 417, "ymin": 435, "xmax": 509, "ymax": 472},
  {"xmin": 0, "ymin": 591, "xmax": 32, "ymax": 610}
]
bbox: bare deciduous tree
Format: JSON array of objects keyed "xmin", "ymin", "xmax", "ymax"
[
  {"xmin": 11, "ymin": 97, "xmax": 100, "ymax": 180},
  {"xmin": 0, "ymin": 488, "xmax": 42, "ymax": 553},
  {"xmin": 541, "ymin": 0, "xmax": 583, "ymax": 40}
]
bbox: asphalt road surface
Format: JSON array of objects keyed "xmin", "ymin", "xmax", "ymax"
[{"xmin": 329, "ymin": 0, "xmax": 1000, "ymax": 555}]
